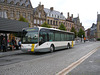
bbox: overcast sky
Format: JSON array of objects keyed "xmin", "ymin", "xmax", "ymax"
[{"xmin": 30, "ymin": 0, "xmax": 100, "ymax": 30}]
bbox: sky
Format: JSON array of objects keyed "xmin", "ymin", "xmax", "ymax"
[{"xmin": 30, "ymin": 0, "xmax": 100, "ymax": 30}]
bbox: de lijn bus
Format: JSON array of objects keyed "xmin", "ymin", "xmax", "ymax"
[{"xmin": 21, "ymin": 27, "xmax": 75, "ymax": 53}]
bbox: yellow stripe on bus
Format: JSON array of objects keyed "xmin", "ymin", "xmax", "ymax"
[{"xmin": 31, "ymin": 44, "xmax": 35, "ymax": 52}]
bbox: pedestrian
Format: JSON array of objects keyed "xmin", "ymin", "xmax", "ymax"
[
  {"xmin": 2, "ymin": 37, "xmax": 6, "ymax": 52},
  {"xmin": 18, "ymin": 40, "xmax": 21, "ymax": 49},
  {"xmin": 11, "ymin": 37, "xmax": 15, "ymax": 51},
  {"xmin": 84, "ymin": 37, "xmax": 86, "ymax": 43}
]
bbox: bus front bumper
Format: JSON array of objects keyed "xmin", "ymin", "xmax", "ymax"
[{"xmin": 21, "ymin": 48, "xmax": 50, "ymax": 53}]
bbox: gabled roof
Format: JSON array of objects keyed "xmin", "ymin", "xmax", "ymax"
[
  {"xmin": 0, "ymin": 17, "xmax": 29, "ymax": 33},
  {"xmin": 91, "ymin": 23, "xmax": 97, "ymax": 28},
  {"xmin": 44, "ymin": 8, "xmax": 66, "ymax": 20},
  {"xmin": 0, "ymin": 0, "xmax": 32, "ymax": 8}
]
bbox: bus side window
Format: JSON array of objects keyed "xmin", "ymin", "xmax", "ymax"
[{"xmin": 49, "ymin": 32, "xmax": 54, "ymax": 41}]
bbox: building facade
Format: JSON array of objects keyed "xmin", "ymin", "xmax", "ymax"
[
  {"xmin": 90, "ymin": 23, "xmax": 97, "ymax": 39},
  {"xmin": 33, "ymin": 4, "xmax": 76, "ymax": 32},
  {"xmin": 44, "ymin": 7, "xmax": 66, "ymax": 29},
  {"xmin": 33, "ymin": 4, "xmax": 46, "ymax": 27},
  {"xmin": 73, "ymin": 15, "xmax": 84, "ymax": 32},
  {"xmin": 0, "ymin": 0, "xmax": 33, "ymax": 27},
  {"xmin": 66, "ymin": 12, "xmax": 74, "ymax": 32},
  {"xmin": 85, "ymin": 28, "xmax": 90, "ymax": 40}
]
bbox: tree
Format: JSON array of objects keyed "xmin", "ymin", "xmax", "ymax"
[
  {"xmin": 19, "ymin": 16, "xmax": 31, "ymax": 27},
  {"xmin": 78, "ymin": 28, "xmax": 85, "ymax": 38},
  {"xmin": 19, "ymin": 16, "xmax": 28, "ymax": 22},
  {"xmin": 41, "ymin": 22, "xmax": 51, "ymax": 28},
  {"xmin": 71, "ymin": 27, "xmax": 77, "ymax": 38},
  {"xmin": 59, "ymin": 23, "xmax": 66, "ymax": 31}
]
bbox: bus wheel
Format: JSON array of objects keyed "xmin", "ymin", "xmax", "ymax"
[
  {"xmin": 50, "ymin": 45, "xmax": 54, "ymax": 53},
  {"xmin": 67, "ymin": 43, "xmax": 70, "ymax": 49}
]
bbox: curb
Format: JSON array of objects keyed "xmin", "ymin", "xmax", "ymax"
[{"xmin": 0, "ymin": 50, "xmax": 23, "ymax": 58}]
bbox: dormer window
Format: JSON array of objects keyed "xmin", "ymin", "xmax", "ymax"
[
  {"xmin": 52, "ymin": 14, "xmax": 53, "ymax": 17},
  {"xmin": 16, "ymin": 2, "xmax": 20, "ymax": 5},
  {"xmin": 49, "ymin": 14, "xmax": 50, "ymax": 16},
  {"xmin": 10, "ymin": 1, "xmax": 14, "ymax": 4},
  {"xmin": 4, "ymin": 0, "xmax": 7, "ymax": 3},
  {"xmin": 22, "ymin": 3, "xmax": 25, "ymax": 6},
  {"xmin": 27, "ymin": 5, "xmax": 31, "ymax": 8},
  {"xmin": 26, "ymin": 0, "xmax": 28, "ymax": 2},
  {"xmin": 58, "ymin": 16, "xmax": 59, "ymax": 18}
]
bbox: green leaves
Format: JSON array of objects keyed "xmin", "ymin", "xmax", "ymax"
[
  {"xmin": 71, "ymin": 27, "xmax": 77, "ymax": 38},
  {"xmin": 59, "ymin": 23, "xmax": 66, "ymax": 31},
  {"xmin": 19, "ymin": 16, "xmax": 30, "ymax": 27},
  {"xmin": 41, "ymin": 22, "xmax": 51, "ymax": 28},
  {"xmin": 78, "ymin": 28, "xmax": 85, "ymax": 38}
]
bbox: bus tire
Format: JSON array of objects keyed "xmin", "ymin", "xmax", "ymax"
[
  {"xmin": 50, "ymin": 45, "xmax": 54, "ymax": 53},
  {"xmin": 67, "ymin": 43, "xmax": 70, "ymax": 49}
]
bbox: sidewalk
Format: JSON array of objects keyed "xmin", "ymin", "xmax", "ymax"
[
  {"xmin": 75, "ymin": 40, "xmax": 90, "ymax": 45},
  {"xmin": 0, "ymin": 50, "xmax": 23, "ymax": 58}
]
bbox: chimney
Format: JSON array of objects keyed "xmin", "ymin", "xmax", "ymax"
[
  {"xmin": 61, "ymin": 12, "xmax": 63, "ymax": 15},
  {"xmin": 42, "ymin": 5, "xmax": 44, "ymax": 8},
  {"xmin": 71, "ymin": 14, "xmax": 73, "ymax": 18},
  {"xmin": 50, "ymin": 7, "xmax": 53, "ymax": 11},
  {"xmin": 67, "ymin": 12, "xmax": 69, "ymax": 18}
]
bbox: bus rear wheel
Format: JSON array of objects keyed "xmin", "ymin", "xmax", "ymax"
[
  {"xmin": 67, "ymin": 43, "xmax": 70, "ymax": 49},
  {"xmin": 50, "ymin": 45, "xmax": 54, "ymax": 53}
]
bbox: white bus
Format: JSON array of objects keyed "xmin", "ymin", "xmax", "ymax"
[{"xmin": 21, "ymin": 27, "xmax": 75, "ymax": 53}]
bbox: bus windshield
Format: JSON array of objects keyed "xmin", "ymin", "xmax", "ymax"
[{"xmin": 22, "ymin": 28, "xmax": 39, "ymax": 44}]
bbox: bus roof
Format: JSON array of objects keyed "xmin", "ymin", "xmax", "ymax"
[
  {"xmin": 23, "ymin": 27, "xmax": 74, "ymax": 34},
  {"xmin": 38, "ymin": 27, "xmax": 74, "ymax": 34}
]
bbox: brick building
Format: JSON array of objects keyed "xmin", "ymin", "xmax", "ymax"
[{"xmin": 0, "ymin": 0, "xmax": 33, "ymax": 27}]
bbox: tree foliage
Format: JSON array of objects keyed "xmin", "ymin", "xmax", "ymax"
[
  {"xmin": 19, "ymin": 16, "xmax": 28, "ymax": 22},
  {"xmin": 78, "ymin": 28, "xmax": 85, "ymax": 38},
  {"xmin": 59, "ymin": 23, "xmax": 66, "ymax": 31},
  {"xmin": 19, "ymin": 16, "xmax": 30, "ymax": 27},
  {"xmin": 41, "ymin": 22, "xmax": 51, "ymax": 28},
  {"xmin": 71, "ymin": 27, "xmax": 77, "ymax": 38}
]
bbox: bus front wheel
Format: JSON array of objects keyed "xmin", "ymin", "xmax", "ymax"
[
  {"xmin": 67, "ymin": 43, "xmax": 70, "ymax": 49},
  {"xmin": 50, "ymin": 45, "xmax": 54, "ymax": 53}
]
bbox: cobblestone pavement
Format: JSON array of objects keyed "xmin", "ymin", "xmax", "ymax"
[{"xmin": 0, "ymin": 42, "xmax": 100, "ymax": 75}]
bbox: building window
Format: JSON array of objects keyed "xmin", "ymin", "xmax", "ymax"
[
  {"xmin": 37, "ymin": 20, "xmax": 39, "ymax": 24},
  {"xmin": 52, "ymin": 14, "xmax": 53, "ymax": 17},
  {"xmin": 39, "ymin": 12, "xmax": 41, "ymax": 18},
  {"xmin": 22, "ymin": 12, "xmax": 26, "ymax": 18},
  {"xmin": 10, "ymin": 10, "xmax": 14, "ymax": 18},
  {"xmin": 41, "ymin": 20, "xmax": 43, "ymax": 24},
  {"xmin": 56, "ymin": 21, "xmax": 57, "ymax": 25},
  {"xmin": 28, "ymin": 13, "xmax": 30, "ymax": 20},
  {"xmin": 53, "ymin": 21, "xmax": 55, "ymax": 25},
  {"xmin": 34, "ymin": 19, "xmax": 36, "ymax": 24},
  {"xmin": 16, "ymin": 11, "xmax": 19, "ymax": 19},
  {"xmin": 50, "ymin": 20, "xmax": 52, "ymax": 25},
  {"xmin": 47, "ymin": 14, "xmax": 49, "ymax": 16},
  {"xmin": 48, "ymin": 19, "xmax": 49, "ymax": 24},
  {"xmin": 58, "ymin": 16, "xmax": 59, "ymax": 18},
  {"xmin": 49, "ymin": 14, "xmax": 50, "ymax": 16},
  {"xmin": 59, "ymin": 22, "xmax": 60, "ymax": 25}
]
